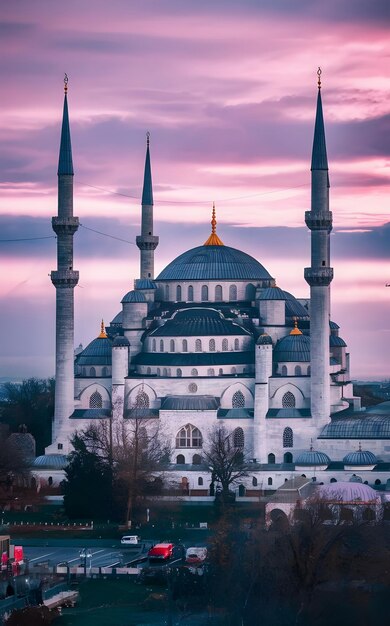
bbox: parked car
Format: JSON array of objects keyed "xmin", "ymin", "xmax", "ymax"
[
  {"xmin": 185, "ymin": 547, "xmax": 208, "ymax": 564},
  {"xmin": 121, "ymin": 535, "xmax": 140, "ymax": 545},
  {"xmin": 148, "ymin": 543, "xmax": 174, "ymax": 561}
]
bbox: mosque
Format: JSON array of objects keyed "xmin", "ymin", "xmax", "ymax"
[{"xmin": 39, "ymin": 73, "xmax": 390, "ymax": 496}]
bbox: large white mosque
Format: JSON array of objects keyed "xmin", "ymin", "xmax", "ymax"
[{"xmin": 39, "ymin": 73, "xmax": 390, "ymax": 495}]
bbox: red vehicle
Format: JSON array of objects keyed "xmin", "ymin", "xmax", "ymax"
[{"xmin": 148, "ymin": 543, "xmax": 174, "ymax": 561}]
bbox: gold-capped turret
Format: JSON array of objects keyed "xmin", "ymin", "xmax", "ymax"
[
  {"xmin": 204, "ymin": 203, "xmax": 224, "ymax": 246},
  {"xmin": 98, "ymin": 319, "xmax": 107, "ymax": 338},
  {"xmin": 290, "ymin": 317, "xmax": 303, "ymax": 336}
]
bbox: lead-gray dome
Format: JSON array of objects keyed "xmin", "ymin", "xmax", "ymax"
[
  {"xmin": 257, "ymin": 333, "xmax": 273, "ymax": 345},
  {"xmin": 343, "ymin": 449, "xmax": 378, "ymax": 466},
  {"xmin": 273, "ymin": 333, "xmax": 310, "ymax": 362},
  {"xmin": 121, "ymin": 290, "xmax": 147, "ymax": 303},
  {"xmin": 113, "ymin": 335, "xmax": 130, "ymax": 347},
  {"xmin": 77, "ymin": 336, "xmax": 112, "ymax": 366},
  {"xmin": 156, "ymin": 245, "xmax": 273, "ymax": 282},
  {"xmin": 318, "ymin": 482, "xmax": 378, "ymax": 502},
  {"xmin": 33, "ymin": 454, "xmax": 68, "ymax": 470},
  {"xmin": 295, "ymin": 450, "xmax": 331, "ymax": 465}
]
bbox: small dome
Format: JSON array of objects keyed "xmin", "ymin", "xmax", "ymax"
[
  {"xmin": 273, "ymin": 333, "xmax": 310, "ymax": 362},
  {"xmin": 343, "ymin": 449, "xmax": 378, "ymax": 466},
  {"xmin": 318, "ymin": 482, "xmax": 378, "ymax": 502},
  {"xmin": 295, "ymin": 450, "xmax": 331, "ymax": 466},
  {"xmin": 256, "ymin": 333, "xmax": 273, "ymax": 345},
  {"xmin": 134, "ymin": 278, "xmax": 157, "ymax": 290},
  {"xmin": 77, "ymin": 336, "xmax": 112, "ymax": 366},
  {"xmin": 121, "ymin": 290, "xmax": 147, "ymax": 303},
  {"xmin": 113, "ymin": 335, "xmax": 130, "ymax": 347},
  {"xmin": 33, "ymin": 454, "xmax": 68, "ymax": 470},
  {"xmin": 259, "ymin": 286, "xmax": 286, "ymax": 301},
  {"xmin": 349, "ymin": 475, "xmax": 363, "ymax": 483},
  {"xmin": 329, "ymin": 320, "xmax": 340, "ymax": 330},
  {"xmin": 111, "ymin": 311, "xmax": 123, "ymax": 325},
  {"xmin": 330, "ymin": 335, "xmax": 347, "ymax": 347}
]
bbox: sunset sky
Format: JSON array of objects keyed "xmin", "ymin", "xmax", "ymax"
[{"xmin": 0, "ymin": 0, "xmax": 389, "ymax": 379}]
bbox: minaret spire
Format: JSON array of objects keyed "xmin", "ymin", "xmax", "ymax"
[
  {"xmin": 136, "ymin": 132, "xmax": 159, "ymax": 279},
  {"xmin": 204, "ymin": 203, "xmax": 224, "ymax": 246},
  {"xmin": 49, "ymin": 74, "xmax": 79, "ymax": 452},
  {"xmin": 304, "ymin": 68, "xmax": 333, "ymax": 431}
]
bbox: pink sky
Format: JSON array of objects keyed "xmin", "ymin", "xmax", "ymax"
[{"xmin": 0, "ymin": 0, "xmax": 389, "ymax": 379}]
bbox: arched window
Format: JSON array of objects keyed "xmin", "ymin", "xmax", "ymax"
[
  {"xmin": 375, "ymin": 479, "xmax": 382, "ymax": 486},
  {"xmin": 135, "ymin": 391, "xmax": 149, "ymax": 408},
  {"xmin": 176, "ymin": 285, "xmax": 182, "ymax": 301},
  {"xmin": 245, "ymin": 284, "xmax": 256, "ymax": 300},
  {"xmin": 295, "ymin": 365, "xmax": 302, "ymax": 376},
  {"xmin": 48, "ymin": 476, "xmax": 53, "ymax": 486},
  {"xmin": 234, "ymin": 338, "xmax": 239, "ymax": 350},
  {"xmin": 222, "ymin": 338, "xmax": 228, "ymax": 351},
  {"xmin": 176, "ymin": 424, "xmax": 203, "ymax": 448},
  {"xmin": 307, "ymin": 366, "xmax": 311, "ymax": 376},
  {"xmin": 330, "ymin": 478, "xmax": 337, "ymax": 483},
  {"xmin": 102, "ymin": 367, "xmax": 107, "ymax": 376},
  {"xmin": 215, "ymin": 285, "xmax": 223, "ymax": 301},
  {"xmin": 282, "ymin": 391, "xmax": 296, "ymax": 408},
  {"xmin": 188, "ymin": 285, "xmax": 194, "ymax": 301},
  {"xmin": 233, "ymin": 427, "xmax": 245, "ymax": 448},
  {"xmin": 268, "ymin": 477, "xmax": 273, "ymax": 486},
  {"xmin": 160, "ymin": 340, "xmax": 164, "ymax": 352},
  {"xmin": 238, "ymin": 484, "xmax": 246, "ymax": 497},
  {"xmin": 191, "ymin": 368, "xmax": 198, "ymax": 377},
  {"xmin": 198, "ymin": 476, "xmax": 203, "ymax": 486},
  {"xmin": 89, "ymin": 390, "xmax": 102, "ymax": 408},
  {"xmin": 177, "ymin": 368, "xmax": 182, "ymax": 377},
  {"xmin": 268, "ymin": 453, "xmax": 276, "ymax": 464},
  {"xmin": 156, "ymin": 368, "xmax": 161, "ymax": 376},
  {"xmin": 82, "ymin": 367, "xmax": 86, "ymax": 376},
  {"xmin": 182, "ymin": 339, "xmax": 188, "ymax": 352},
  {"xmin": 219, "ymin": 368, "xmax": 223, "ymax": 376},
  {"xmin": 284, "ymin": 452, "xmax": 293, "ymax": 463},
  {"xmin": 252, "ymin": 477, "xmax": 258, "ymax": 487},
  {"xmin": 231, "ymin": 367, "xmax": 237, "ymax": 374},
  {"xmin": 165, "ymin": 285, "xmax": 169, "ymax": 300},
  {"xmin": 229, "ymin": 284, "xmax": 237, "ymax": 301},
  {"xmin": 201, "ymin": 285, "xmax": 208, "ymax": 301},
  {"xmin": 146, "ymin": 367, "xmax": 151, "ymax": 375},
  {"xmin": 207, "ymin": 368, "xmax": 215, "ymax": 376},
  {"xmin": 281, "ymin": 365, "xmax": 288, "ymax": 376},
  {"xmin": 176, "ymin": 454, "xmax": 185, "ymax": 464},
  {"xmin": 90, "ymin": 367, "xmax": 96, "ymax": 377},
  {"xmin": 163, "ymin": 368, "xmax": 168, "ymax": 376},
  {"xmin": 209, "ymin": 339, "xmax": 216, "ymax": 352},
  {"xmin": 193, "ymin": 454, "xmax": 202, "ymax": 465},
  {"xmin": 152, "ymin": 339, "xmax": 156, "ymax": 351},
  {"xmin": 195, "ymin": 339, "xmax": 202, "ymax": 352},
  {"xmin": 283, "ymin": 427, "xmax": 293, "ymax": 448},
  {"xmin": 170, "ymin": 339, "xmax": 175, "ymax": 352},
  {"xmin": 232, "ymin": 390, "xmax": 245, "ymax": 408}
]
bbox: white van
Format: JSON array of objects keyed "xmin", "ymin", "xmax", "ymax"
[
  {"xmin": 185, "ymin": 547, "xmax": 207, "ymax": 564},
  {"xmin": 120, "ymin": 535, "xmax": 140, "ymax": 545}
]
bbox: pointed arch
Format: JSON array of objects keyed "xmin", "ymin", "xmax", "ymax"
[
  {"xmin": 201, "ymin": 285, "xmax": 208, "ymax": 301},
  {"xmin": 282, "ymin": 391, "xmax": 296, "ymax": 408},
  {"xmin": 229, "ymin": 284, "xmax": 237, "ymax": 301},
  {"xmin": 233, "ymin": 427, "xmax": 244, "ymax": 448},
  {"xmin": 283, "ymin": 427, "xmax": 293, "ymax": 448},
  {"xmin": 170, "ymin": 339, "xmax": 175, "ymax": 352},
  {"xmin": 182, "ymin": 339, "xmax": 188, "ymax": 352},
  {"xmin": 89, "ymin": 390, "xmax": 102, "ymax": 408},
  {"xmin": 215, "ymin": 285, "xmax": 223, "ymax": 301},
  {"xmin": 234, "ymin": 338, "xmax": 239, "ymax": 350},
  {"xmin": 176, "ymin": 285, "xmax": 182, "ymax": 301},
  {"xmin": 195, "ymin": 339, "xmax": 202, "ymax": 352},
  {"xmin": 222, "ymin": 338, "xmax": 228, "ymax": 351},
  {"xmin": 209, "ymin": 338, "xmax": 216, "ymax": 352},
  {"xmin": 188, "ymin": 285, "xmax": 194, "ymax": 301},
  {"xmin": 176, "ymin": 424, "xmax": 203, "ymax": 448},
  {"xmin": 232, "ymin": 390, "xmax": 245, "ymax": 408}
]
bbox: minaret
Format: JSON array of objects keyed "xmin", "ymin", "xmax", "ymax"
[
  {"xmin": 50, "ymin": 74, "xmax": 79, "ymax": 447},
  {"xmin": 136, "ymin": 133, "xmax": 159, "ymax": 279},
  {"xmin": 304, "ymin": 68, "xmax": 333, "ymax": 429}
]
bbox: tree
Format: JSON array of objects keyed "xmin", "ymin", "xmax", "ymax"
[
  {"xmin": 1, "ymin": 378, "xmax": 54, "ymax": 454},
  {"xmin": 0, "ymin": 431, "xmax": 31, "ymax": 509},
  {"xmin": 202, "ymin": 425, "xmax": 250, "ymax": 504}
]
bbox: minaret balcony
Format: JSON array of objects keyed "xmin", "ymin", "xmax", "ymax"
[
  {"xmin": 51, "ymin": 269, "xmax": 79, "ymax": 288},
  {"xmin": 304, "ymin": 267, "xmax": 333, "ymax": 286},
  {"xmin": 136, "ymin": 235, "xmax": 159, "ymax": 251},
  {"xmin": 305, "ymin": 211, "xmax": 332, "ymax": 231},
  {"xmin": 52, "ymin": 217, "xmax": 79, "ymax": 235}
]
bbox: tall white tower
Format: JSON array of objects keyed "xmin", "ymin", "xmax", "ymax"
[
  {"xmin": 136, "ymin": 133, "xmax": 159, "ymax": 279},
  {"xmin": 49, "ymin": 75, "xmax": 79, "ymax": 449},
  {"xmin": 304, "ymin": 69, "xmax": 333, "ymax": 429}
]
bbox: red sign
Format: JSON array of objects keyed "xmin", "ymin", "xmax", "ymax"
[{"xmin": 14, "ymin": 546, "xmax": 23, "ymax": 564}]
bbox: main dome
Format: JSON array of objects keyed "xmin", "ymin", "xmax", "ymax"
[{"xmin": 156, "ymin": 245, "xmax": 273, "ymax": 282}]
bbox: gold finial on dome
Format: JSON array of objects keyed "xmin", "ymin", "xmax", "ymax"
[
  {"xmin": 98, "ymin": 319, "xmax": 107, "ymax": 338},
  {"xmin": 290, "ymin": 316, "xmax": 302, "ymax": 336},
  {"xmin": 204, "ymin": 203, "xmax": 224, "ymax": 246}
]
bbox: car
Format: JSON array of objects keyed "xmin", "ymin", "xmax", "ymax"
[
  {"xmin": 148, "ymin": 543, "xmax": 174, "ymax": 561},
  {"xmin": 121, "ymin": 535, "xmax": 140, "ymax": 545},
  {"xmin": 185, "ymin": 547, "xmax": 208, "ymax": 564}
]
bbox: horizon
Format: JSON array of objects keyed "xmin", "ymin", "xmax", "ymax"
[{"xmin": 0, "ymin": 1, "xmax": 389, "ymax": 379}]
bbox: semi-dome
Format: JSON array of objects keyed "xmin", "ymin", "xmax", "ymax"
[
  {"xmin": 318, "ymin": 482, "xmax": 379, "ymax": 503},
  {"xmin": 295, "ymin": 450, "xmax": 331, "ymax": 466},
  {"xmin": 77, "ymin": 335, "xmax": 112, "ymax": 366},
  {"xmin": 121, "ymin": 290, "xmax": 147, "ymax": 303},
  {"xmin": 273, "ymin": 333, "xmax": 310, "ymax": 362},
  {"xmin": 330, "ymin": 335, "xmax": 347, "ymax": 347},
  {"xmin": 343, "ymin": 449, "xmax": 378, "ymax": 467},
  {"xmin": 319, "ymin": 414, "xmax": 390, "ymax": 439},
  {"xmin": 156, "ymin": 245, "xmax": 273, "ymax": 282},
  {"xmin": 33, "ymin": 454, "xmax": 68, "ymax": 470}
]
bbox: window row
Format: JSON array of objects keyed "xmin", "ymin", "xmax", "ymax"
[
  {"xmin": 144, "ymin": 366, "xmax": 250, "ymax": 376},
  {"xmin": 167, "ymin": 284, "xmax": 239, "ymax": 302},
  {"xmin": 82, "ymin": 366, "xmax": 110, "ymax": 377},
  {"xmin": 175, "ymin": 424, "xmax": 245, "ymax": 449},
  {"xmin": 151, "ymin": 338, "xmax": 242, "ymax": 352},
  {"xmin": 280, "ymin": 365, "xmax": 311, "ymax": 376},
  {"xmin": 89, "ymin": 390, "xmax": 247, "ymax": 411}
]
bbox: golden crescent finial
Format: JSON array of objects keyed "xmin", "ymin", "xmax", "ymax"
[
  {"xmin": 290, "ymin": 316, "xmax": 303, "ymax": 336},
  {"xmin": 204, "ymin": 203, "xmax": 224, "ymax": 246},
  {"xmin": 98, "ymin": 319, "xmax": 107, "ymax": 338},
  {"xmin": 317, "ymin": 67, "xmax": 322, "ymax": 90}
]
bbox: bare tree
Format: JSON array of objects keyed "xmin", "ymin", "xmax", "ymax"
[{"xmin": 202, "ymin": 425, "xmax": 250, "ymax": 503}]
